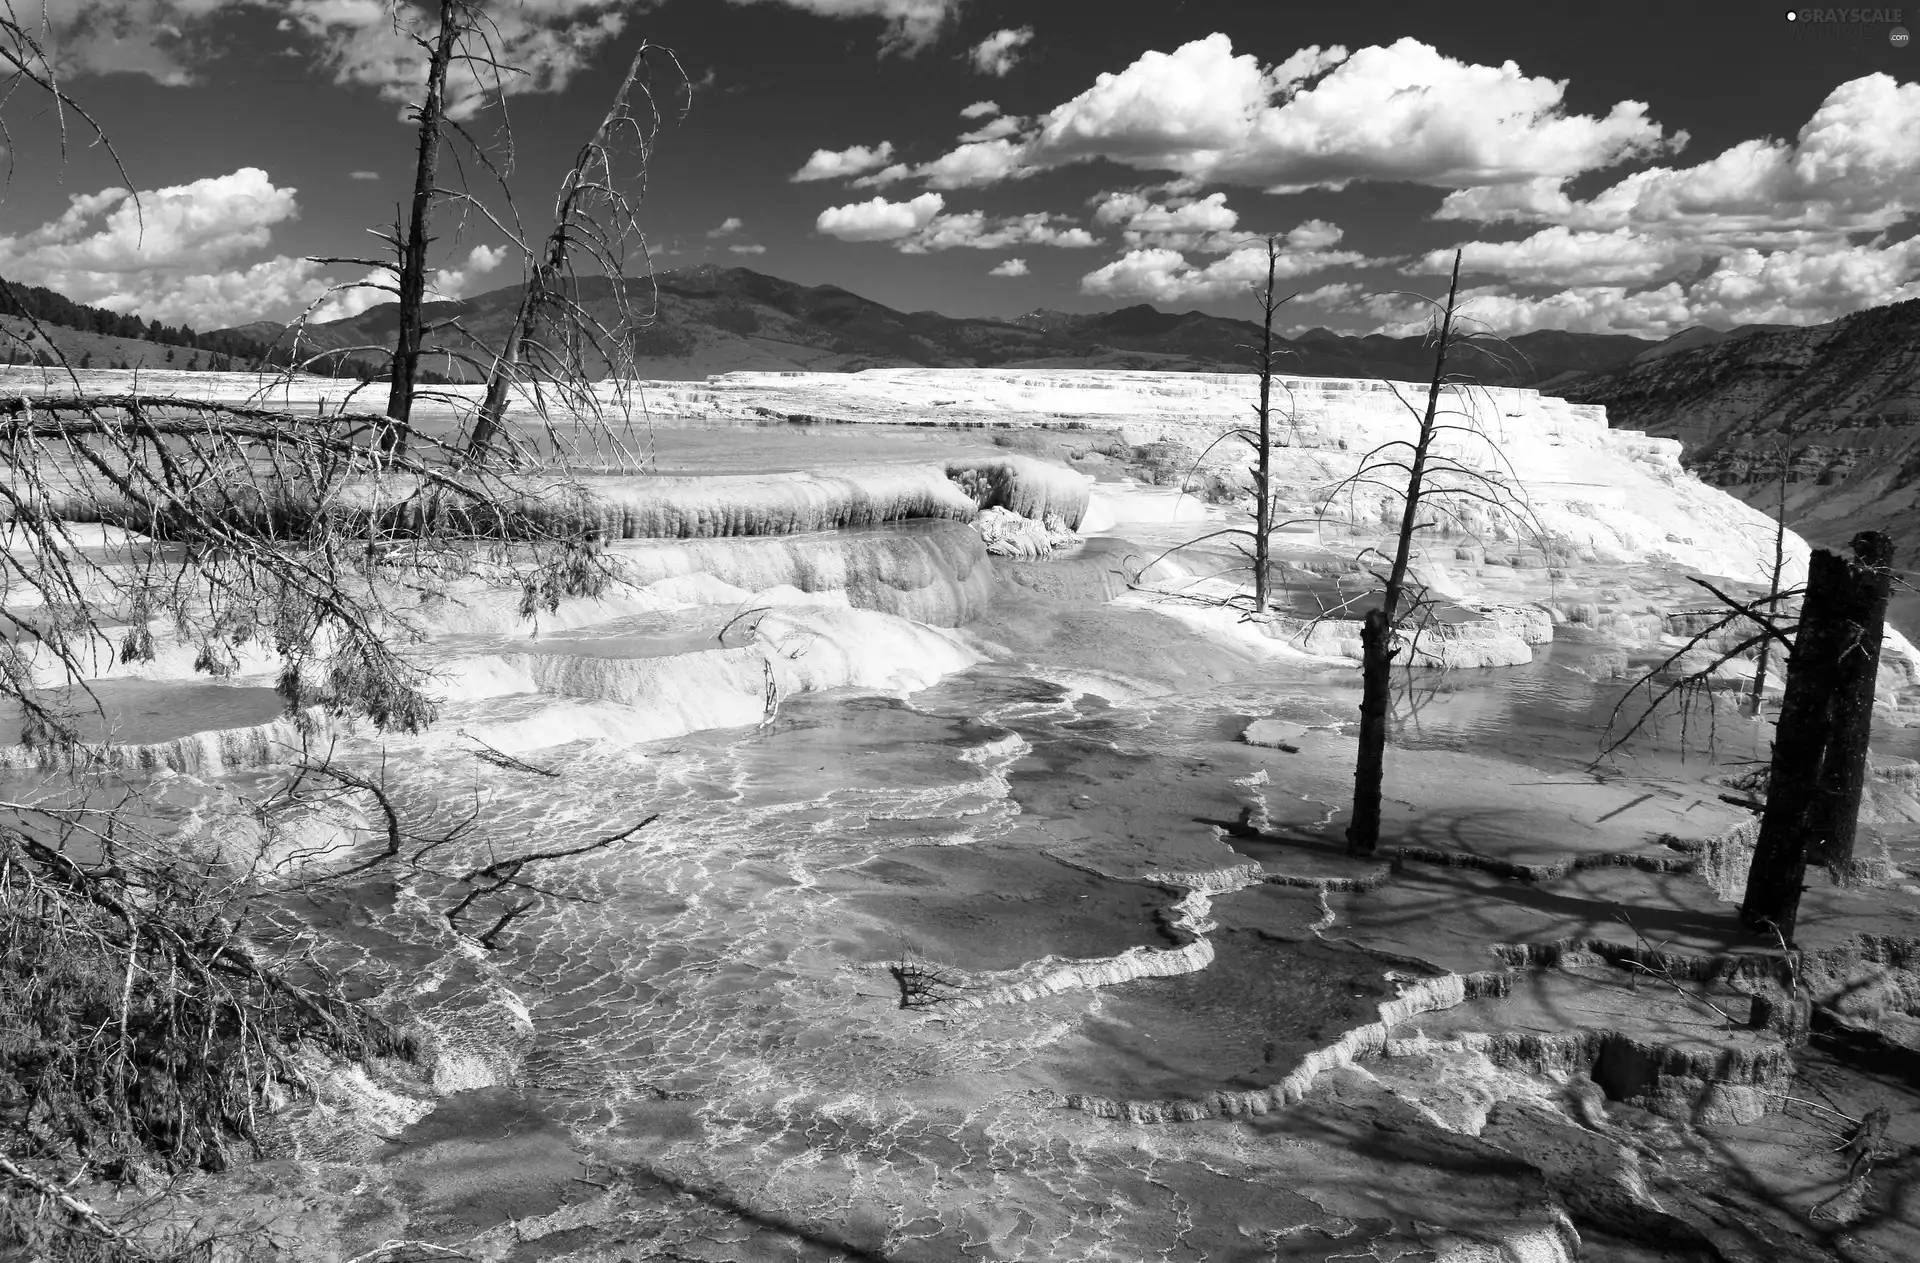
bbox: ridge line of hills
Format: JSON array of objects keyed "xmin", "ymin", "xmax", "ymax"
[
  {"xmin": 0, "ymin": 264, "xmax": 1698, "ymax": 388},
  {"xmin": 222, "ymin": 264, "xmax": 1663, "ymax": 386}
]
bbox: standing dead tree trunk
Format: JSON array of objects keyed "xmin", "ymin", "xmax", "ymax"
[
  {"xmin": 382, "ymin": 0, "xmax": 462, "ymax": 456},
  {"xmin": 1346, "ymin": 251, "xmax": 1463, "ymax": 858},
  {"xmin": 1747, "ymin": 444, "xmax": 1793, "ymax": 717},
  {"xmin": 1810, "ymin": 533, "xmax": 1893, "ymax": 874},
  {"xmin": 1120, "ymin": 236, "xmax": 1296, "ymax": 618},
  {"xmin": 1250, "ymin": 236, "xmax": 1285, "ymax": 614},
  {"xmin": 1740, "ymin": 532, "xmax": 1893, "ymax": 941}
]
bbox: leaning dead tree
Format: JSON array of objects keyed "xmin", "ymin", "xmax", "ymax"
[{"xmin": 465, "ymin": 39, "xmax": 679, "ymax": 465}]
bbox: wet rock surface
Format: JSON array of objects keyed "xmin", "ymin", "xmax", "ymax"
[{"xmin": 8, "ymin": 368, "xmax": 1920, "ymax": 1261}]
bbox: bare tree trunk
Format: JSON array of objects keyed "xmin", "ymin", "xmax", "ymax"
[
  {"xmin": 1812, "ymin": 531, "xmax": 1893, "ymax": 876},
  {"xmin": 382, "ymin": 0, "xmax": 462, "ymax": 456},
  {"xmin": 1346, "ymin": 250, "xmax": 1461, "ymax": 858},
  {"xmin": 1748, "ymin": 444, "xmax": 1791, "ymax": 717},
  {"xmin": 466, "ymin": 288, "xmax": 532, "ymax": 462},
  {"xmin": 1740, "ymin": 532, "xmax": 1892, "ymax": 940},
  {"xmin": 1252, "ymin": 237, "xmax": 1278, "ymax": 613},
  {"xmin": 466, "ymin": 41, "xmax": 658, "ymax": 465}
]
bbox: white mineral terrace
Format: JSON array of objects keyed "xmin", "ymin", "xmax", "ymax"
[{"xmin": 4, "ymin": 364, "xmax": 1918, "ymax": 1260}]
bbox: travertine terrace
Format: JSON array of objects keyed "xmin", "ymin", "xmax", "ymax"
[{"xmin": 4, "ymin": 364, "xmax": 1918, "ymax": 1260}]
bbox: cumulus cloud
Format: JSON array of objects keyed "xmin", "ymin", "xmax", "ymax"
[
  {"xmin": 0, "ymin": 165, "xmax": 341, "ymax": 327},
  {"xmin": 429, "ymin": 242, "xmax": 509, "ymax": 300},
  {"xmin": 816, "ymin": 193, "xmax": 947, "ymax": 242},
  {"xmin": 309, "ymin": 269, "xmax": 393, "ymax": 325},
  {"xmin": 816, "ymin": 193, "xmax": 1094, "ymax": 252},
  {"xmin": 1079, "ymin": 223, "xmax": 1367, "ymax": 302},
  {"xmin": 0, "ymin": 168, "xmax": 297, "ymax": 277},
  {"xmin": 899, "ymin": 212, "xmax": 1095, "ymax": 254},
  {"xmin": 970, "ymin": 26, "xmax": 1033, "ymax": 77},
  {"xmin": 989, "ymin": 257, "xmax": 1030, "ymax": 277},
  {"xmin": 792, "ymin": 141, "xmax": 897, "ymax": 182},
  {"xmin": 730, "ymin": 0, "xmax": 962, "ymax": 54},
  {"xmin": 915, "ymin": 138, "xmax": 1033, "ymax": 189},
  {"xmin": 1092, "ymin": 190, "xmax": 1242, "ymax": 252},
  {"xmin": 1436, "ymin": 74, "xmax": 1920, "ymax": 246},
  {"xmin": 39, "ymin": 0, "xmax": 960, "ymax": 110},
  {"xmin": 916, "ymin": 34, "xmax": 1678, "ymax": 195},
  {"xmin": 0, "ymin": 165, "xmax": 518, "ymax": 328},
  {"xmin": 708, "ymin": 216, "xmax": 745, "ymax": 238},
  {"xmin": 849, "ymin": 163, "xmax": 915, "ymax": 188},
  {"xmin": 960, "ymin": 100, "xmax": 1001, "ymax": 119},
  {"xmin": 958, "ymin": 114, "xmax": 1025, "ymax": 143},
  {"xmin": 1410, "ymin": 227, "xmax": 1689, "ymax": 287},
  {"xmin": 1404, "ymin": 74, "xmax": 1920, "ymax": 334},
  {"xmin": 1367, "ymin": 238, "xmax": 1920, "ymax": 338},
  {"xmin": 1296, "ymin": 281, "xmax": 1363, "ymax": 306}
]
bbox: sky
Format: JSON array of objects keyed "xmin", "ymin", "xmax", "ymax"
[{"xmin": 0, "ymin": 0, "xmax": 1915, "ymax": 340}]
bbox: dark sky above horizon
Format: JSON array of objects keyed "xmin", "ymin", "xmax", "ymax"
[{"xmin": 2, "ymin": 0, "xmax": 1914, "ymax": 338}]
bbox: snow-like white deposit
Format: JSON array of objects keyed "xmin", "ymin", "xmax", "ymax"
[{"xmin": 663, "ymin": 369, "xmax": 1810, "ymax": 589}]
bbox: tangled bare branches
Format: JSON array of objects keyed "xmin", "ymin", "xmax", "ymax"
[
  {"xmin": 0, "ymin": 393, "xmax": 616, "ymax": 747},
  {"xmin": 0, "ymin": 799, "xmax": 417, "ymax": 1187}
]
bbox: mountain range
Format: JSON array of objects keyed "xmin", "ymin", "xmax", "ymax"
[
  {"xmin": 1547, "ymin": 298, "xmax": 1920, "ymax": 633},
  {"xmin": 216, "ymin": 264, "xmax": 1657, "ymax": 387}
]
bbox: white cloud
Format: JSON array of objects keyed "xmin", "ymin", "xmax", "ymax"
[
  {"xmin": 0, "ymin": 165, "xmax": 518, "ymax": 328},
  {"xmin": 1437, "ymin": 74, "xmax": 1920, "ymax": 247},
  {"xmin": 729, "ymin": 243, "xmax": 768, "ymax": 255},
  {"xmin": 970, "ymin": 26, "xmax": 1033, "ymax": 77},
  {"xmin": 37, "ymin": 0, "xmax": 960, "ymax": 115},
  {"xmin": 918, "ymin": 34, "xmax": 1677, "ymax": 195},
  {"xmin": 792, "ymin": 141, "xmax": 897, "ymax": 182},
  {"xmin": 915, "ymin": 138, "xmax": 1032, "ymax": 189},
  {"xmin": 1079, "ymin": 226, "xmax": 1367, "ymax": 303},
  {"xmin": 900, "ymin": 212, "xmax": 1095, "ymax": 253},
  {"xmin": 1286, "ymin": 219, "xmax": 1344, "ymax": 251},
  {"xmin": 349, "ymin": 170, "xmax": 380, "ymax": 181},
  {"xmin": 1366, "ymin": 238, "xmax": 1920, "ymax": 338},
  {"xmin": 429, "ymin": 242, "xmax": 509, "ymax": 300},
  {"xmin": 729, "ymin": 0, "xmax": 962, "ymax": 54},
  {"xmin": 1408, "ymin": 74, "xmax": 1920, "ymax": 333},
  {"xmin": 849, "ymin": 163, "xmax": 915, "ymax": 188},
  {"xmin": 0, "ymin": 168, "xmax": 297, "ymax": 277},
  {"xmin": 1411, "ymin": 227, "xmax": 1690, "ymax": 287},
  {"xmin": 817, "ymin": 194, "xmax": 1094, "ymax": 253},
  {"xmin": 708, "ymin": 216, "xmax": 745, "ymax": 238},
  {"xmin": 960, "ymin": 99, "xmax": 1001, "ymax": 119},
  {"xmin": 989, "ymin": 257, "xmax": 1030, "ymax": 277},
  {"xmin": 816, "ymin": 192, "xmax": 947, "ymax": 242},
  {"xmin": 309, "ymin": 269, "xmax": 392, "ymax": 324},
  {"xmin": 1296, "ymin": 281, "xmax": 1362, "ymax": 306},
  {"xmin": 958, "ymin": 114, "xmax": 1025, "ymax": 143},
  {"xmin": 1093, "ymin": 190, "xmax": 1241, "ymax": 252}
]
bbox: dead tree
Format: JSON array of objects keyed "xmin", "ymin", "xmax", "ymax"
[
  {"xmin": 465, "ymin": 41, "xmax": 680, "ymax": 466},
  {"xmin": 1248, "ymin": 236, "xmax": 1291, "ymax": 614},
  {"xmin": 1747, "ymin": 442, "xmax": 1794, "ymax": 717},
  {"xmin": 1344, "ymin": 249, "xmax": 1474, "ymax": 852},
  {"xmin": 1740, "ymin": 532, "xmax": 1893, "ymax": 942},
  {"xmin": 382, "ymin": 0, "xmax": 463, "ymax": 455},
  {"xmin": 1120, "ymin": 235, "xmax": 1297, "ymax": 617}
]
